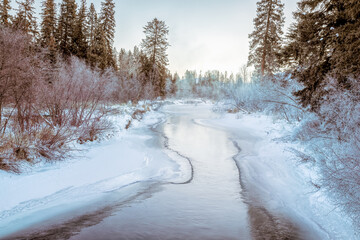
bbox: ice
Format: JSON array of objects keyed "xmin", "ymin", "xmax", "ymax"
[
  {"xmin": 0, "ymin": 108, "xmax": 180, "ymax": 238},
  {"xmin": 198, "ymin": 111, "xmax": 358, "ymax": 239},
  {"xmin": 0, "ymin": 102, "xmax": 357, "ymax": 239}
]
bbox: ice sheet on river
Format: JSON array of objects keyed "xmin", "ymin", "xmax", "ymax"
[
  {"xmin": 197, "ymin": 110, "xmax": 358, "ymax": 240},
  {"xmin": 0, "ymin": 110, "xmax": 180, "ymax": 237}
]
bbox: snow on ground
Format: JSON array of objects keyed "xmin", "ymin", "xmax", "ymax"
[
  {"xmin": 1, "ymin": 100, "xmax": 357, "ymax": 239},
  {"xmin": 198, "ymin": 111, "xmax": 358, "ymax": 240},
  {"xmin": 0, "ymin": 102, "xmax": 180, "ymax": 238}
]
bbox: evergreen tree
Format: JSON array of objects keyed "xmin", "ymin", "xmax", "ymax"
[
  {"xmin": 131, "ymin": 46, "xmax": 141, "ymax": 76},
  {"xmin": 13, "ymin": 0, "xmax": 38, "ymax": 38},
  {"xmin": 47, "ymin": 34, "xmax": 57, "ymax": 64},
  {"xmin": 117, "ymin": 48, "xmax": 128, "ymax": 78},
  {"xmin": 73, "ymin": 0, "xmax": 88, "ymax": 59},
  {"xmin": 140, "ymin": 18, "xmax": 170, "ymax": 97},
  {"xmin": 248, "ymin": 0, "xmax": 284, "ymax": 77},
  {"xmin": 112, "ymin": 47, "xmax": 118, "ymax": 70},
  {"xmin": 86, "ymin": 2, "xmax": 98, "ymax": 67},
  {"xmin": 170, "ymin": 73, "xmax": 179, "ymax": 96},
  {"xmin": 40, "ymin": 0, "xmax": 56, "ymax": 48},
  {"xmin": 282, "ymin": 0, "xmax": 360, "ymax": 110},
  {"xmin": 0, "ymin": 0, "xmax": 12, "ymax": 26},
  {"xmin": 99, "ymin": 0, "xmax": 115, "ymax": 69},
  {"xmin": 93, "ymin": 22, "xmax": 107, "ymax": 69},
  {"xmin": 118, "ymin": 48, "xmax": 126, "ymax": 69},
  {"xmin": 57, "ymin": 0, "xmax": 77, "ymax": 56}
]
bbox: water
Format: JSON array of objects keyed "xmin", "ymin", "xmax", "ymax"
[
  {"xmin": 4, "ymin": 104, "xmax": 317, "ymax": 240},
  {"xmin": 69, "ymin": 104, "xmax": 251, "ymax": 239}
]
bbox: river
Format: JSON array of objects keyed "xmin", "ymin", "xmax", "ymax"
[{"xmin": 4, "ymin": 104, "xmax": 319, "ymax": 240}]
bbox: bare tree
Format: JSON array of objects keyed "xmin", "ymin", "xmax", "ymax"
[
  {"xmin": 239, "ymin": 64, "xmax": 250, "ymax": 83},
  {"xmin": 0, "ymin": 27, "xmax": 44, "ymax": 133}
]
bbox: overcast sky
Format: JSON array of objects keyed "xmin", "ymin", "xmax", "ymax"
[
  {"xmin": 20, "ymin": 0, "xmax": 298, "ymax": 76},
  {"xmin": 112, "ymin": 0, "xmax": 298, "ymax": 76}
]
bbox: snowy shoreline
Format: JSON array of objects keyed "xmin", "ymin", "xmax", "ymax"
[
  {"xmin": 198, "ymin": 111, "xmax": 358, "ymax": 239},
  {"xmin": 0, "ymin": 101, "xmax": 357, "ymax": 239},
  {"xmin": 0, "ymin": 103, "xmax": 181, "ymax": 238}
]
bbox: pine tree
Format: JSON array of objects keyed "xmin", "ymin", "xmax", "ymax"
[
  {"xmin": 86, "ymin": 2, "xmax": 98, "ymax": 67},
  {"xmin": 40, "ymin": 0, "xmax": 56, "ymax": 48},
  {"xmin": 330, "ymin": 0, "xmax": 360, "ymax": 78},
  {"xmin": 170, "ymin": 73, "xmax": 179, "ymax": 96},
  {"xmin": 93, "ymin": 23, "xmax": 107, "ymax": 69},
  {"xmin": 282, "ymin": 0, "xmax": 360, "ymax": 110},
  {"xmin": 73, "ymin": 0, "xmax": 88, "ymax": 59},
  {"xmin": 13, "ymin": 0, "xmax": 38, "ymax": 38},
  {"xmin": 99, "ymin": 0, "xmax": 115, "ymax": 45},
  {"xmin": 0, "ymin": 0, "xmax": 12, "ymax": 26},
  {"xmin": 47, "ymin": 34, "xmax": 57, "ymax": 64},
  {"xmin": 126, "ymin": 46, "xmax": 141, "ymax": 79},
  {"xmin": 99, "ymin": 0, "xmax": 115, "ymax": 69},
  {"xmin": 57, "ymin": 0, "xmax": 77, "ymax": 56},
  {"xmin": 118, "ymin": 48, "xmax": 126, "ymax": 69},
  {"xmin": 248, "ymin": 0, "xmax": 284, "ymax": 77},
  {"xmin": 112, "ymin": 47, "xmax": 118, "ymax": 70},
  {"xmin": 118, "ymin": 48, "xmax": 129, "ymax": 78},
  {"xmin": 140, "ymin": 18, "xmax": 170, "ymax": 97}
]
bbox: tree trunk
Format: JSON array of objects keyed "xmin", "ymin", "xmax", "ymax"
[
  {"xmin": 261, "ymin": 0, "xmax": 273, "ymax": 77},
  {"xmin": 0, "ymin": 99, "xmax": 2, "ymax": 126}
]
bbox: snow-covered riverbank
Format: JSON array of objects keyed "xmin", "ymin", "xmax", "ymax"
[
  {"xmin": 199, "ymin": 111, "xmax": 358, "ymax": 239},
  {"xmin": 0, "ymin": 101, "xmax": 357, "ymax": 239},
  {"xmin": 0, "ymin": 104, "xmax": 181, "ymax": 238}
]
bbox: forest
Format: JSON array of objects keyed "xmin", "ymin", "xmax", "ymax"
[{"xmin": 0, "ymin": 0, "xmax": 360, "ymax": 232}]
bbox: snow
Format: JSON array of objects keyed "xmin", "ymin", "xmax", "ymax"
[
  {"xmin": 198, "ymin": 112, "xmax": 358, "ymax": 239},
  {"xmin": 0, "ymin": 104, "xmax": 180, "ymax": 238},
  {"xmin": 0, "ymin": 101, "xmax": 357, "ymax": 239}
]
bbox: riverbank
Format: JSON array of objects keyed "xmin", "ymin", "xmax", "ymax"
[
  {"xmin": 199, "ymin": 111, "xmax": 358, "ymax": 239},
  {"xmin": 1, "ymin": 101, "xmax": 357, "ymax": 239},
  {"xmin": 0, "ymin": 103, "xmax": 180, "ymax": 238}
]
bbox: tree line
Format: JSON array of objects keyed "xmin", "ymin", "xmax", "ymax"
[
  {"xmin": 248, "ymin": 0, "xmax": 359, "ymax": 111},
  {"xmin": 248, "ymin": 0, "xmax": 360, "ymax": 226},
  {"xmin": 0, "ymin": 0, "xmax": 171, "ymax": 171},
  {"xmin": 0, "ymin": 0, "xmax": 170, "ymax": 97},
  {"xmin": 0, "ymin": 0, "xmax": 116, "ymax": 69}
]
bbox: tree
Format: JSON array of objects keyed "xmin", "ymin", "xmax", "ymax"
[
  {"xmin": 73, "ymin": 0, "xmax": 88, "ymax": 59},
  {"xmin": 86, "ymin": 2, "xmax": 98, "ymax": 67},
  {"xmin": 13, "ymin": 0, "xmax": 38, "ymax": 38},
  {"xmin": 0, "ymin": 0, "xmax": 12, "ymax": 26},
  {"xmin": 0, "ymin": 27, "xmax": 44, "ymax": 132},
  {"xmin": 140, "ymin": 18, "xmax": 170, "ymax": 97},
  {"xmin": 282, "ymin": 0, "xmax": 360, "ymax": 110},
  {"xmin": 248, "ymin": 0, "xmax": 284, "ymax": 77},
  {"xmin": 169, "ymin": 73, "xmax": 179, "ymax": 96},
  {"xmin": 112, "ymin": 47, "xmax": 118, "ymax": 70},
  {"xmin": 40, "ymin": 0, "xmax": 56, "ymax": 48},
  {"xmin": 99, "ymin": 0, "xmax": 115, "ymax": 69},
  {"xmin": 239, "ymin": 64, "xmax": 250, "ymax": 83},
  {"xmin": 46, "ymin": 34, "xmax": 57, "ymax": 64},
  {"xmin": 93, "ymin": 21, "xmax": 107, "ymax": 69},
  {"xmin": 57, "ymin": 0, "xmax": 77, "ymax": 56},
  {"xmin": 40, "ymin": 0, "xmax": 57, "ymax": 64}
]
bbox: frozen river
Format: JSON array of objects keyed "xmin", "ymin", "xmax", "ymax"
[{"xmin": 4, "ymin": 104, "xmax": 321, "ymax": 239}]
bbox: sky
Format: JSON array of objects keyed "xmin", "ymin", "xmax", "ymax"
[{"xmin": 17, "ymin": 0, "xmax": 298, "ymax": 76}]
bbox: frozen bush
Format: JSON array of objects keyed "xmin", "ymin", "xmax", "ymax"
[
  {"xmin": 308, "ymin": 76, "xmax": 360, "ymax": 225},
  {"xmin": 223, "ymin": 71, "xmax": 360, "ymax": 226},
  {"xmin": 40, "ymin": 57, "xmax": 113, "ymax": 127},
  {"xmin": 0, "ymin": 28, "xmax": 116, "ymax": 171},
  {"xmin": 222, "ymin": 74, "xmax": 305, "ymax": 123}
]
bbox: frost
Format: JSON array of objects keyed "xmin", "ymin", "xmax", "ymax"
[{"xmin": 0, "ymin": 107, "xmax": 179, "ymax": 237}]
